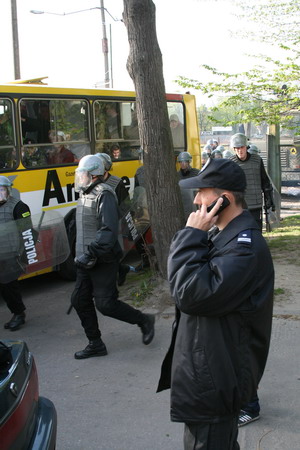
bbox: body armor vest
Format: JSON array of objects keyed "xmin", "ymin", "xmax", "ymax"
[
  {"xmin": 75, "ymin": 183, "xmax": 117, "ymax": 257},
  {"xmin": 105, "ymin": 174, "xmax": 121, "ymax": 191},
  {"xmin": 177, "ymin": 167, "xmax": 199, "ymax": 180},
  {"xmin": 231, "ymin": 154, "xmax": 262, "ymax": 209},
  {"xmin": 0, "ymin": 196, "xmax": 21, "ymax": 257}
]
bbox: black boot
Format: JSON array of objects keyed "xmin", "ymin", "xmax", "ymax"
[
  {"xmin": 139, "ymin": 314, "xmax": 155, "ymax": 345},
  {"xmin": 4, "ymin": 313, "xmax": 26, "ymax": 331},
  {"xmin": 74, "ymin": 338, "xmax": 108, "ymax": 360}
]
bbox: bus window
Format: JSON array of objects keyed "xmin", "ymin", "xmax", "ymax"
[
  {"xmin": 20, "ymin": 98, "xmax": 90, "ymax": 166},
  {"xmin": 94, "ymin": 100, "xmax": 140, "ymax": 160},
  {"xmin": 22, "ymin": 138, "xmax": 48, "ymax": 168},
  {"xmin": 168, "ymin": 102, "xmax": 185, "ymax": 152},
  {"xmin": 0, "ymin": 99, "xmax": 16, "ymax": 169},
  {"xmin": 123, "ymin": 103, "xmax": 139, "ymax": 141},
  {"xmin": 94, "ymin": 101, "xmax": 121, "ymax": 141}
]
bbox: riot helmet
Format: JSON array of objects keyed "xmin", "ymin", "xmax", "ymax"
[
  {"xmin": 203, "ymin": 144, "xmax": 212, "ymax": 154},
  {"xmin": 248, "ymin": 144, "xmax": 260, "ymax": 154},
  {"xmin": 96, "ymin": 152, "xmax": 112, "ymax": 171},
  {"xmin": 211, "ymin": 149, "xmax": 223, "ymax": 159},
  {"xmin": 230, "ymin": 133, "xmax": 248, "ymax": 148},
  {"xmin": 206, "ymin": 139, "xmax": 214, "ymax": 146},
  {"xmin": 177, "ymin": 151, "xmax": 192, "ymax": 162},
  {"xmin": 216, "ymin": 145, "xmax": 225, "ymax": 153},
  {"xmin": 0, "ymin": 175, "xmax": 12, "ymax": 203},
  {"xmin": 75, "ymin": 154, "xmax": 105, "ymax": 192},
  {"xmin": 223, "ymin": 149, "xmax": 234, "ymax": 159}
]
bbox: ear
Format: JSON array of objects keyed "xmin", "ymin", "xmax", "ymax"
[{"xmin": 222, "ymin": 192, "xmax": 233, "ymax": 203}]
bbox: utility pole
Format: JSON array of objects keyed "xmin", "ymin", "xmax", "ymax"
[
  {"xmin": 100, "ymin": 0, "xmax": 110, "ymax": 88},
  {"xmin": 11, "ymin": 0, "xmax": 21, "ymax": 80}
]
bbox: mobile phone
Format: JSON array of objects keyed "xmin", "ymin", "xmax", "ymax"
[{"xmin": 206, "ymin": 195, "xmax": 230, "ymax": 216}]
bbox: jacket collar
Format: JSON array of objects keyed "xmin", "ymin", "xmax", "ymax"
[{"xmin": 210, "ymin": 210, "xmax": 260, "ymax": 249}]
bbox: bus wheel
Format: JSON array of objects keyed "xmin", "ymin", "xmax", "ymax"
[{"xmin": 58, "ymin": 217, "xmax": 76, "ymax": 281}]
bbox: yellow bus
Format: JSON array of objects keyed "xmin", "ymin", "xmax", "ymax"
[{"xmin": 0, "ymin": 83, "xmax": 200, "ymax": 279}]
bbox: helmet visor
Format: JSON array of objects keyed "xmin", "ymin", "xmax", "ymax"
[{"xmin": 74, "ymin": 170, "xmax": 92, "ymax": 192}]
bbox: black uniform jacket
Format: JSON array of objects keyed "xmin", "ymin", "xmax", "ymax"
[
  {"xmin": 157, "ymin": 210, "xmax": 274, "ymax": 424},
  {"xmin": 88, "ymin": 189, "xmax": 122, "ymax": 261}
]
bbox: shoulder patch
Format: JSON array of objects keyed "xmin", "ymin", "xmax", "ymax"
[
  {"xmin": 22, "ymin": 211, "xmax": 31, "ymax": 218},
  {"xmin": 237, "ymin": 229, "xmax": 252, "ymax": 245}
]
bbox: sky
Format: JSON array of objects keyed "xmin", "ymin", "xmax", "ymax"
[{"xmin": 0, "ymin": 0, "xmax": 271, "ymax": 104}]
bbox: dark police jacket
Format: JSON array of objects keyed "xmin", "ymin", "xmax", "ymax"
[{"xmin": 157, "ymin": 210, "xmax": 274, "ymax": 424}]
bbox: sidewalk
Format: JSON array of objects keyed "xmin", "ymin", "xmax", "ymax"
[
  {"xmin": 1, "ymin": 274, "xmax": 299, "ymax": 450},
  {"xmin": 1, "ymin": 205, "xmax": 299, "ymax": 449}
]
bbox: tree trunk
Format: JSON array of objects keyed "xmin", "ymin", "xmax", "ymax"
[{"xmin": 123, "ymin": 0, "xmax": 185, "ymax": 278}]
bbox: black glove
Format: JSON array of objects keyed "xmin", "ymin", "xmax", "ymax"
[
  {"xmin": 75, "ymin": 253, "xmax": 97, "ymax": 270},
  {"xmin": 265, "ymin": 197, "xmax": 275, "ymax": 211},
  {"xmin": 264, "ymin": 190, "xmax": 275, "ymax": 211}
]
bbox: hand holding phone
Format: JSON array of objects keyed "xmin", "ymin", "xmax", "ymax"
[{"xmin": 207, "ymin": 195, "xmax": 230, "ymax": 216}]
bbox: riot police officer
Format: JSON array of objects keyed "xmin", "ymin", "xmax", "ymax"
[
  {"xmin": 230, "ymin": 133, "xmax": 275, "ymax": 230},
  {"xmin": 177, "ymin": 151, "xmax": 199, "ymax": 179},
  {"xmin": 71, "ymin": 155, "xmax": 155, "ymax": 359},
  {"xmin": 0, "ymin": 176, "xmax": 31, "ymax": 331}
]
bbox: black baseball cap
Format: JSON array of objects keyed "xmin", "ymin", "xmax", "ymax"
[{"xmin": 179, "ymin": 158, "xmax": 247, "ymax": 191}]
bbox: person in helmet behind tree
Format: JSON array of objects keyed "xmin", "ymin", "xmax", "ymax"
[
  {"xmin": 177, "ymin": 151, "xmax": 199, "ymax": 220},
  {"xmin": 177, "ymin": 151, "xmax": 199, "ymax": 179},
  {"xmin": 71, "ymin": 154, "xmax": 155, "ymax": 359},
  {"xmin": 0, "ymin": 176, "xmax": 32, "ymax": 331},
  {"xmin": 96, "ymin": 152, "xmax": 132, "ymax": 286}
]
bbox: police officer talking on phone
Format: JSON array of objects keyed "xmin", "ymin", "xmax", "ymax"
[{"xmin": 157, "ymin": 158, "xmax": 274, "ymax": 450}]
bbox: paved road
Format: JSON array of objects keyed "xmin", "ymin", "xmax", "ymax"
[{"xmin": 1, "ymin": 268, "xmax": 300, "ymax": 449}]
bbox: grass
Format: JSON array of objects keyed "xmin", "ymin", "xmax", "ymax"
[
  {"xmin": 264, "ymin": 214, "xmax": 300, "ymax": 264},
  {"xmin": 127, "ymin": 269, "xmax": 157, "ymax": 307}
]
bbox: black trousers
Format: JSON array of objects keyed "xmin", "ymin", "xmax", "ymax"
[
  {"xmin": 184, "ymin": 417, "xmax": 240, "ymax": 450},
  {"xmin": 0, "ymin": 280, "xmax": 26, "ymax": 315},
  {"xmin": 71, "ymin": 260, "xmax": 144, "ymax": 341}
]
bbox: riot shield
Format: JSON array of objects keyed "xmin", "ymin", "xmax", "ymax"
[
  {"xmin": 0, "ymin": 210, "xmax": 70, "ymax": 283},
  {"xmin": 119, "ymin": 186, "xmax": 150, "ymax": 257}
]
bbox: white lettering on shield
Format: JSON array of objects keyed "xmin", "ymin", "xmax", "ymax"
[
  {"xmin": 125, "ymin": 212, "xmax": 139, "ymax": 241},
  {"xmin": 22, "ymin": 229, "xmax": 38, "ymax": 264}
]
